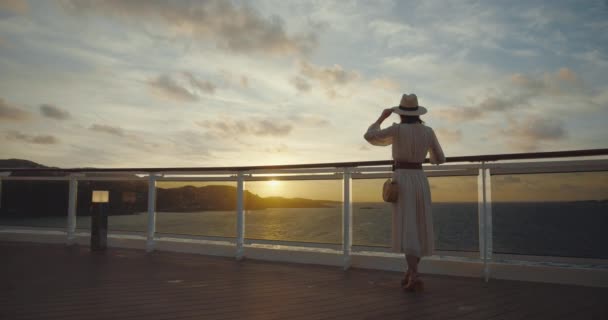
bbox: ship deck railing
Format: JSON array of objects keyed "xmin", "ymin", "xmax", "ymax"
[{"xmin": 1, "ymin": 148, "xmax": 608, "ymax": 288}]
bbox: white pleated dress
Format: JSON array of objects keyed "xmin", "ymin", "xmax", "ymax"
[{"xmin": 364, "ymin": 122, "xmax": 445, "ymax": 257}]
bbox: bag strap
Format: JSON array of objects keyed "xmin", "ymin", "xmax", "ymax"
[{"xmin": 392, "ymin": 124, "xmax": 400, "ymax": 171}]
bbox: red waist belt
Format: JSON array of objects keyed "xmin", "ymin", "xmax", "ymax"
[{"xmin": 393, "ymin": 162, "xmax": 423, "ymax": 170}]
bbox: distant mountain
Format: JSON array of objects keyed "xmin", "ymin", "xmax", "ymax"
[
  {"xmin": 0, "ymin": 159, "xmax": 340, "ymax": 216},
  {"xmin": 0, "ymin": 158, "xmax": 65, "ymax": 176},
  {"xmin": 156, "ymin": 185, "xmax": 340, "ymax": 211},
  {"xmin": 0, "ymin": 159, "xmax": 52, "ymax": 169}
]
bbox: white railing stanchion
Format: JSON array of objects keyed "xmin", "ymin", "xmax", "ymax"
[
  {"xmin": 484, "ymin": 167, "xmax": 493, "ymax": 282},
  {"xmin": 236, "ymin": 172, "xmax": 246, "ymax": 260},
  {"xmin": 146, "ymin": 174, "xmax": 158, "ymax": 252},
  {"xmin": 342, "ymin": 167, "xmax": 353, "ymax": 270},
  {"xmin": 66, "ymin": 175, "xmax": 78, "ymax": 245},
  {"xmin": 478, "ymin": 162, "xmax": 491, "ymax": 282}
]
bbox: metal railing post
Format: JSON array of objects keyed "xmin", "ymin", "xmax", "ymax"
[
  {"xmin": 342, "ymin": 167, "xmax": 353, "ymax": 270},
  {"xmin": 478, "ymin": 162, "xmax": 493, "ymax": 282},
  {"xmin": 484, "ymin": 167, "xmax": 493, "ymax": 282},
  {"xmin": 236, "ymin": 172, "xmax": 246, "ymax": 260},
  {"xmin": 66, "ymin": 175, "xmax": 78, "ymax": 245},
  {"xmin": 146, "ymin": 174, "xmax": 158, "ymax": 252}
]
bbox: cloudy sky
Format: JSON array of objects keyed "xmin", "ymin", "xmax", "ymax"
[{"xmin": 1, "ymin": 0, "xmax": 607, "ymax": 168}]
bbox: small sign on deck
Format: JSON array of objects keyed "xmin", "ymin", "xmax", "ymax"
[{"xmin": 92, "ymin": 190, "xmax": 109, "ymax": 203}]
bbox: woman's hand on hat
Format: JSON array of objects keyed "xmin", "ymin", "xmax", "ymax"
[{"xmin": 377, "ymin": 108, "xmax": 393, "ymax": 124}]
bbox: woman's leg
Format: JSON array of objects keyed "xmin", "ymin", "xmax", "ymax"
[
  {"xmin": 403, "ymin": 254, "xmax": 417, "ymax": 287},
  {"xmin": 401, "ymin": 254, "xmax": 415, "ymax": 287},
  {"xmin": 406, "ymin": 254, "xmax": 418, "ymax": 275},
  {"xmin": 405, "ymin": 254, "xmax": 424, "ymax": 291}
]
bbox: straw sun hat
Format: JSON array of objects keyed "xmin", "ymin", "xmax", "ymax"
[{"xmin": 391, "ymin": 94, "xmax": 427, "ymax": 116}]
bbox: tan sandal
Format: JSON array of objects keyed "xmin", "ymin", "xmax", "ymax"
[{"xmin": 405, "ymin": 272, "xmax": 424, "ymax": 293}]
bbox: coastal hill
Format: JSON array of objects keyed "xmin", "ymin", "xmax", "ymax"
[
  {"xmin": 0, "ymin": 159, "xmax": 340, "ymax": 216},
  {"xmin": 156, "ymin": 184, "xmax": 339, "ymax": 211},
  {"xmin": 0, "ymin": 159, "xmax": 52, "ymax": 169}
]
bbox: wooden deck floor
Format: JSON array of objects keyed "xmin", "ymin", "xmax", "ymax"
[{"xmin": 1, "ymin": 242, "xmax": 607, "ymax": 320}]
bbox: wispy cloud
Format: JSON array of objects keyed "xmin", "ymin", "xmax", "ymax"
[
  {"xmin": 40, "ymin": 104, "xmax": 70, "ymax": 120},
  {"xmin": 288, "ymin": 114, "xmax": 330, "ymax": 127},
  {"xmin": 294, "ymin": 60, "xmax": 360, "ymax": 98},
  {"xmin": 370, "ymin": 77, "xmax": 400, "ymax": 91},
  {"xmin": 497, "ymin": 116, "xmax": 567, "ymax": 151},
  {"xmin": 60, "ymin": 0, "xmax": 317, "ymax": 56},
  {"xmin": 575, "ymin": 49, "xmax": 608, "ymax": 67},
  {"xmin": 0, "ymin": 1, "xmax": 606, "ymax": 166},
  {"xmin": 265, "ymin": 144, "xmax": 288, "ymax": 153},
  {"xmin": 0, "ymin": 98, "xmax": 31, "ymax": 121},
  {"xmin": 299, "ymin": 60, "xmax": 359, "ymax": 86},
  {"xmin": 147, "ymin": 74, "xmax": 198, "ymax": 102},
  {"xmin": 368, "ymin": 20, "xmax": 430, "ymax": 49},
  {"xmin": 0, "ymin": 0, "xmax": 29, "ymax": 16},
  {"xmin": 219, "ymin": 71, "xmax": 251, "ymax": 89},
  {"xmin": 510, "ymin": 68, "xmax": 584, "ymax": 97},
  {"xmin": 183, "ymin": 72, "xmax": 215, "ymax": 94},
  {"xmin": 435, "ymin": 128, "xmax": 463, "ymax": 144},
  {"xmin": 90, "ymin": 124, "xmax": 125, "ymax": 137},
  {"xmin": 290, "ymin": 76, "xmax": 312, "ymax": 93},
  {"xmin": 147, "ymin": 73, "xmax": 216, "ymax": 102},
  {"xmin": 438, "ymin": 68, "xmax": 586, "ymax": 122},
  {"xmin": 5, "ymin": 130, "xmax": 59, "ymax": 144},
  {"xmin": 198, "ymin": 118, "xmax": 292, "ymax": 137}
]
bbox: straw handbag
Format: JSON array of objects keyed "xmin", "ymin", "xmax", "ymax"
[{"xmin": 383, "ymin": 178, "xmax": 398, "ymax": 202}]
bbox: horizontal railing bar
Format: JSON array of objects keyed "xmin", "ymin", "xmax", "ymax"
[
  {"xmin": 1, "ymin": 176, "xmax": 69, "ymax": 181},
  {"xmin": 352, "ymin": 169, "xmax": 479, "ymax": 179},
  {"xmin": 158, "ymin": 174, "xmax": 345, "ymax": 181},
  {"xmin": 0, "ymin": 170, "xmax": 481, "ymax": 182},
  {"xmin": 487, "ymin": 159, "xmax": 608, "ymax": 175},
  {"xmin": 80, "ymin": 172, "xmax": 148, "ymax": 176},
  {"xmin": 485, "ymin": 159, "xmax": 608, "ymax": 169},
  {"xmin": 490, "ymin": 166, "xmax": 608, "ymax": 176},
  {"xmin": 248, "ymin": 168, "xmax": 343, "ymax": 174},
  {"xmin": 2, "ymin": 165, "xmax": 602, "ymax": 181},
  {"xmin": 159, "ymin": 171, "xmax": 236, "ymax": 176},
  {"xmin": 353, "ymin": 163, "xmax": 482, "ymax": 173},
  {"xmin": 0, "ymin": 176, "xmax": 149, "ymax": 181},
  {"xmin": 156, "ymin": 177, "xmax": 238, "ymax": 182},
  {"xmin": 2, "ymin": 148, "xmax": 607, "ymax": 173},
  {"xmin": 246, "ymin": 174, "xmax": 342, "ymax": 181},
  {"xmin": 78, "ymin": 177, "xmax": 149, "ymax": 181},
  {"xmin": 159, "ymin": 168, "xmax": 341, "ymax": 175}
]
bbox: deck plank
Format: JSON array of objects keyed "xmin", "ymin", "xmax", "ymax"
[{"xmin": 1, "ymin": 241, "xmax": 607, "ymax": 320}]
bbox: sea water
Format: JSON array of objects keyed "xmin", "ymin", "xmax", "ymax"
[{"xmin": 2, "ymin": 201, "xmax": 607, "ymax": 259}]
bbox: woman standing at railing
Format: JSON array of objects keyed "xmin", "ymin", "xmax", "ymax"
[{"xmin": 364, "ymin": 94, "xmax": 445, "ymax": 292}]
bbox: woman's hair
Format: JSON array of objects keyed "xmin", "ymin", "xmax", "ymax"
[{"xmin": 400, "ymin": 115, "xmax": 424, "ymax": 124}]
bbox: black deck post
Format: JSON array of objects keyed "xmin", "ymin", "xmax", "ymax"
[
  {"xmin": 90, "ymin": 203, "xmax": 107, "ymax": 251},
  {"xmin": 90, "ymin": 190, "xmax": 109, "ymax": 251}
]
